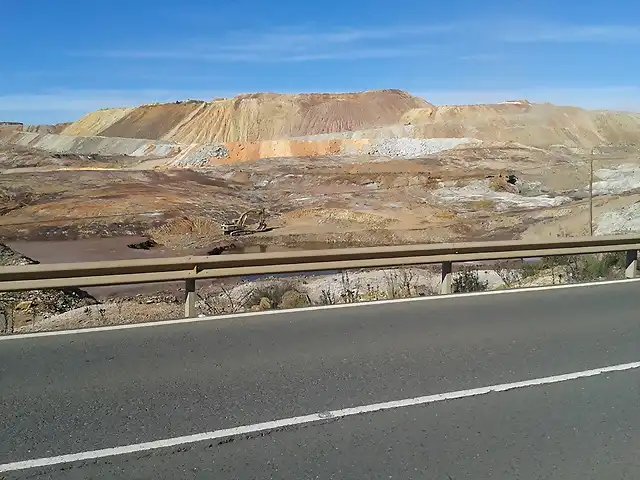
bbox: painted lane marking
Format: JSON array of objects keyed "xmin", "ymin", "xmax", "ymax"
[
  {"xmin": 2, "ymin": 277, "xmax": 639, "ymax": 342},
  {"xmin": 1, "ymin": 360, "xmax": 639, "ymax": 473}
]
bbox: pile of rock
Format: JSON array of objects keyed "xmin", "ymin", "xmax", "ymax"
[
  {"xmin": 369, "ymin": 137, "xmax": 479, "ymax": 158},
  {"xmin": 172, "ymin": 144, "xmax": 230, "ymax": 167}
]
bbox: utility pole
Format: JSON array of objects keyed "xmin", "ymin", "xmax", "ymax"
[{"xmin": 589, "ymin": 147, "xmax": 594, "ymax": 236}]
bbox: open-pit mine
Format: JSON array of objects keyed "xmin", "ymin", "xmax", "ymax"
[{"xmin": 2, "ymin": 89, "xmax": 640, "ymax": 332}]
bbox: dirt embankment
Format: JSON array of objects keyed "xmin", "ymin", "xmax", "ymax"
[
  {"xmin": 50, "ymin": 93, "xmax": 640, "ymax": 167},
  {"xmin": 98, "ymin": 102, "xmax": 206, "ymax": 140},
  {"xmin": 61, "ymin": 108, "xmax": 136, "ymax": 136},
  {"xmin": 62, "ymin": 90, "xmax": 431, "ymax": 143},
  {"xmin": 403, "ymin": 101, "xmax": 640, "ymax": 148}
]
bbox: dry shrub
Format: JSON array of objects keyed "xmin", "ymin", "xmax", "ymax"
[
  {"xmin": 521, "ymin": 252, "xmax": 626, "ymax": 284},
  {"xmin": 279, "ymin": 290, "xmax": 312, "ymax": 309},
  {"xmin": 244, "ymin": 281, "xmax": 309, "ymax": 310},
  {"xmin": 148, "ymin": 216, "xmax": 224, "ymax": 248},
  {"xmin": 488, "ymin": 176, "xmax": 518, "ymax": 193},
  {"xmin": 323, "ymin": 269, "xmax": 436, "ymax": 305},
  {"xmin": 488, "ymin": 176, "xmax": 509, "ymax": 192},
  {"xmin": 435, "ymin": 211, "xmax": 457, "ymax": 220}
]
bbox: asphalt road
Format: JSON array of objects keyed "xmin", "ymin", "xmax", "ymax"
[{"xmin": 1, "ymin": 281, "xmax": 640, "ymax": 478}]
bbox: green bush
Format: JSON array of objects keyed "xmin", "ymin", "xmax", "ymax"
[
  {"xmin": 452, "ymin": 267, "xmax": 489, "ymax": 293},
  {"xmin": 521, "ymin": 252, "xmax": 626, "ymax": 284}
]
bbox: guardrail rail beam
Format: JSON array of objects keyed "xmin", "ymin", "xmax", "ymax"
[{"xmin": 2, "ymin": 234, "xmax": 640, "ymax": 325}]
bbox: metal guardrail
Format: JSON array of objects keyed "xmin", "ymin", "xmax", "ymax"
[{"xmin": 1, "ymin": 234, "xmax": 638, "ymax": 318}]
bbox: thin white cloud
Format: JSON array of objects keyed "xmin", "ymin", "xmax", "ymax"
[
  {"xmin": 98, "ymin": 46, "xmax": 435, "ymax": 62},
  {"xmin": 72, "ymin": 24, "xmax": 457, "ymax": 62},
  {"xmin": 71, "ymin": 20, "xmax": 640, "ymax": 66},
  {"xmin": 217, "ymin": 24, "xmax": 455, "ymax": 50},
  {"xmin": 458, "ymin": 53, "xmax": 504, "ymax": 62},
  {"xmin": 500, "ymin": 24, "xmax": 640, "ymax": 43}
]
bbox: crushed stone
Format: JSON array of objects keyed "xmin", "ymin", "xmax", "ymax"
[
  {"xmin": 369, "ymin": 137, "xmax": 480, "ymax": 158},
  {"xmin": 595, "ymin": 201, "xmax": 640, "ymax": 235},
  {"xmin": 172, "ymin": 144, "xmax": 229, "ymax": 167},
  {"xmin": 589, "ymin": 165, "xmax": 640, "ymax": 196},
  {"xmin": 220, "ymin": 268, "xmax": 505, "ymax": 306},
  {"xmin": 433, "ymin": 179, "xmax": 571, "ymax": 211}
]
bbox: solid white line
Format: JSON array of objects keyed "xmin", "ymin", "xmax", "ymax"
[
  {"xmin": 2, "ymin": 277, "xmax": 639, "ymax": 341},
  {"xmin": 1, "ymin": 360, "xmax": 639, "ymax": 473}
]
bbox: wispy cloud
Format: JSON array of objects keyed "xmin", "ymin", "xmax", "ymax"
[
  {"xmin": 458, "ymin": 53, "xmax": 504, "ymax": 62},
  {"xmin": 98, "ymin": 46, "xmax": 437, "ymax": 62},
  {"xmin": 71, "ymin": 24, "xmax": 458, "ymax": 63},
  {"xmin": 71, "ymin": 19, "xmax": 640, "ymax": 66},
  {"xmin": 500, "ymin": 23, "xmax": 640, "ymax": 43}
]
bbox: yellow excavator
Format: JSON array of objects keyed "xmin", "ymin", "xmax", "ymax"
[{"xmin": 221, "ymin": 208, "xmax": 268, "ymax": 236}]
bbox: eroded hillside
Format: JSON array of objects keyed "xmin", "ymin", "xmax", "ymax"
[
  {"xmin": 404, "ymin": 100, "xmax": 640, "ymax": 148},
  {"xmin": 49, "ymin": 93, "xmax": 640, "ymax": 168},
  {"xmin": 61, "ymin": 90, "xmax": 430, "ymax": 143}
]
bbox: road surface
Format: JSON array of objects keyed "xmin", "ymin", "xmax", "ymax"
[{"xmin": 1, "ymin": 281, "xmax": 639, "ymax": 478}]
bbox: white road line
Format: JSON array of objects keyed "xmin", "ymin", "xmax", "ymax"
[
  {"xmin": 1, "ymin": 360, "xmax": 639, "ymax": 473},
  {"xmin": 2, "ymin": 277, "xmax": 639, "ymax": 341}
]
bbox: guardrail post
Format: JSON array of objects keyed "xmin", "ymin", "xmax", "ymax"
[
  {"xmin": 625, "ymin": 250, "xmax": 638, "ymax": 279},
  {"xmin": 441, "ymin": 261, "xmax": 453, "ymax": 294},
  {"xmin": 185, "ymin": 278, "xmax": 197, "ymax": 318}
]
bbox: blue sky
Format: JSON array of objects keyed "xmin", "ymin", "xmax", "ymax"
[{"xmin": 2, "ymin": 0, "xmax": 640, "ymax": 124}]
